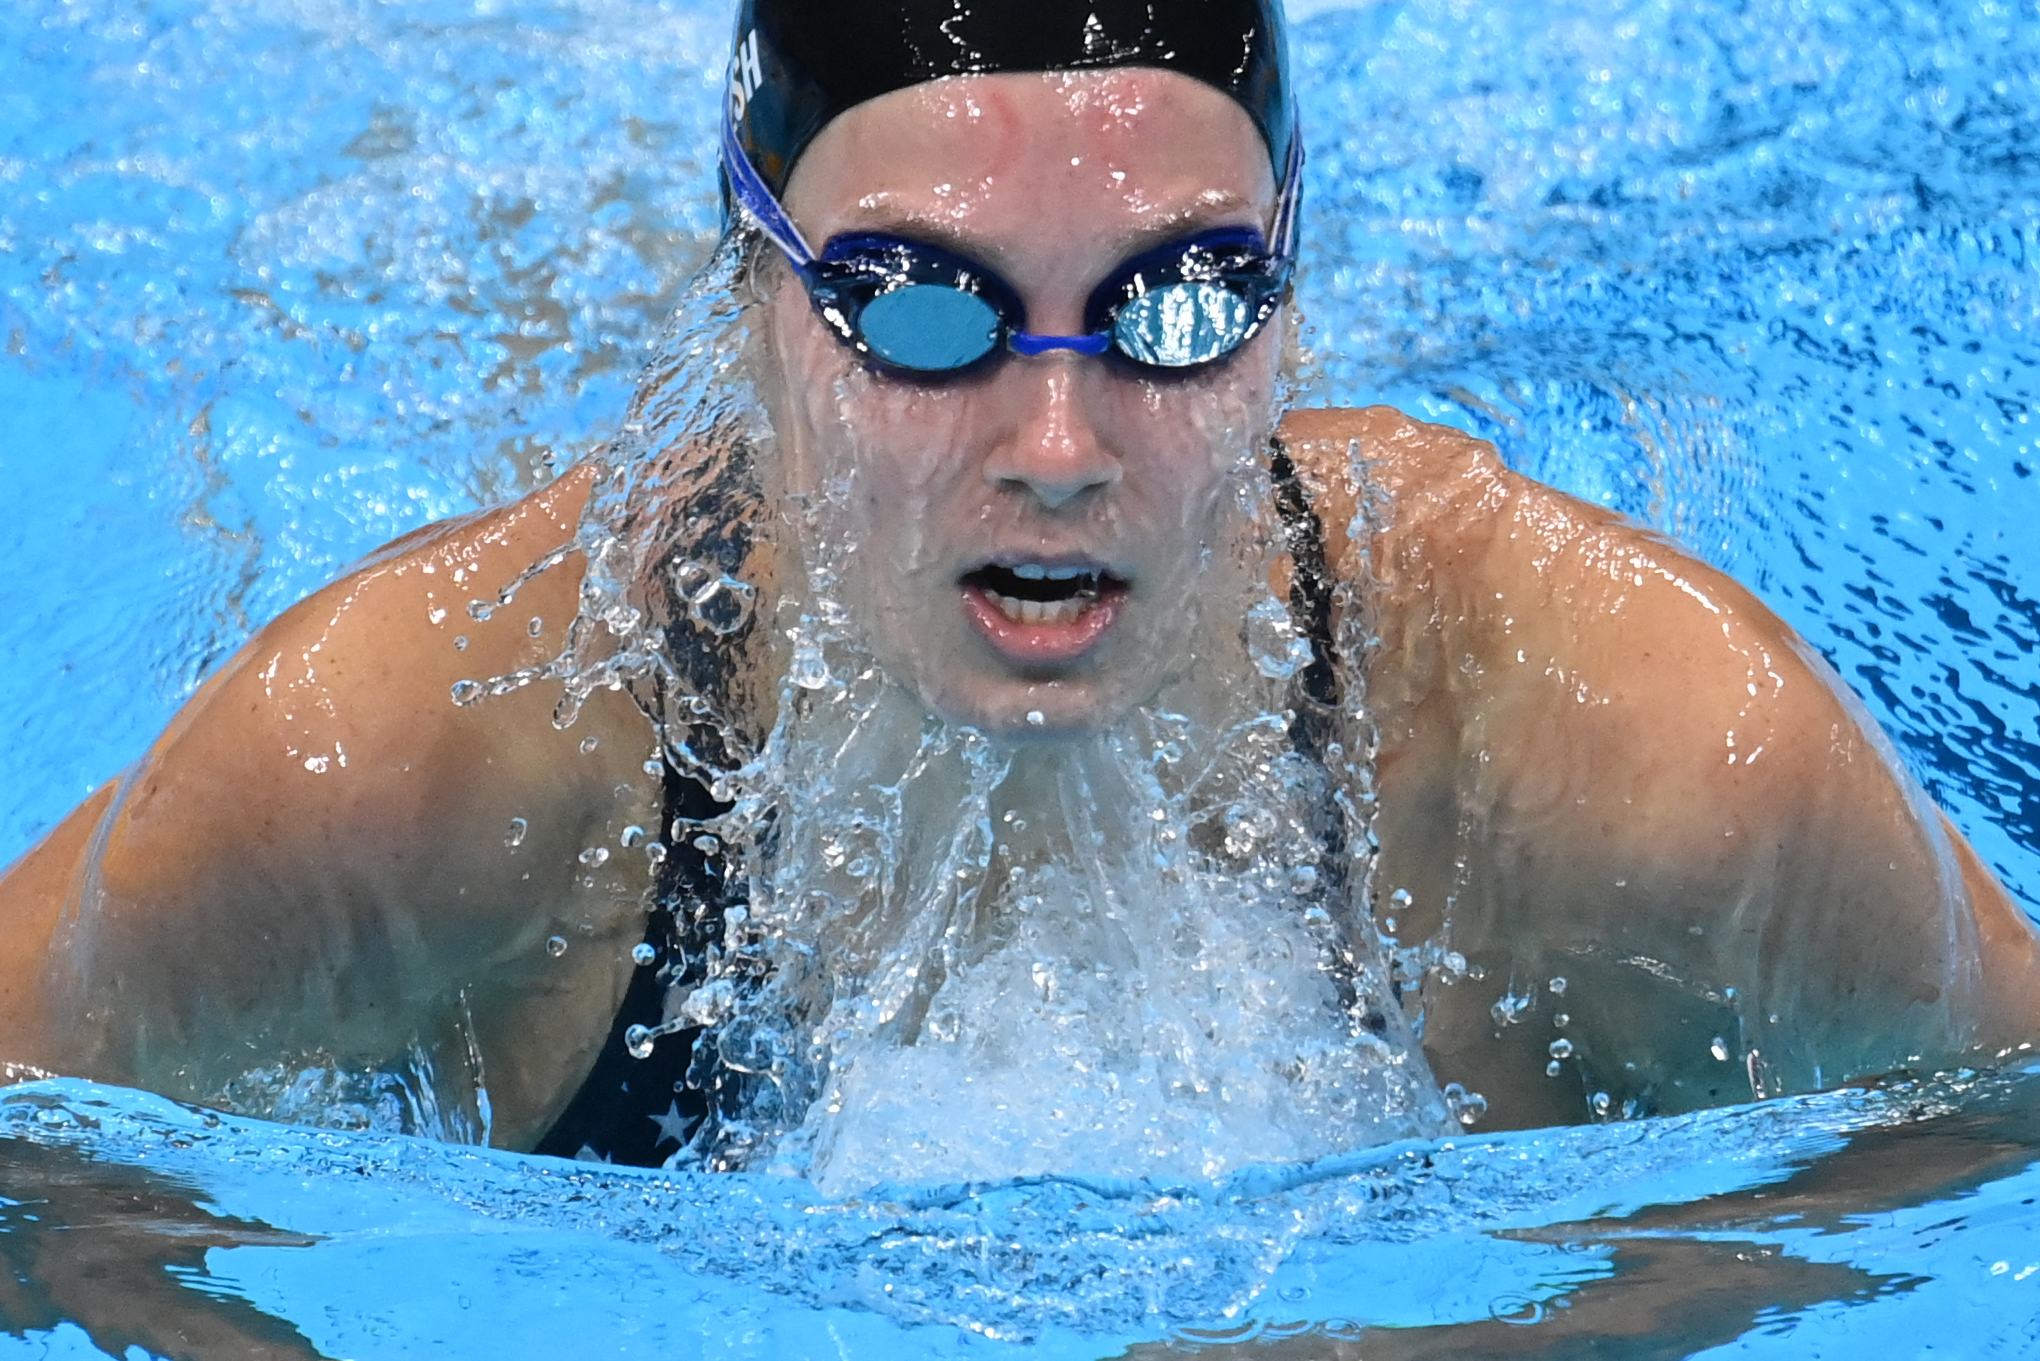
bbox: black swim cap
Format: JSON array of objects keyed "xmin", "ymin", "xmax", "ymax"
[{"xmin": 723, "ymin": 0, "xmax": 1295, "ymax": 198}]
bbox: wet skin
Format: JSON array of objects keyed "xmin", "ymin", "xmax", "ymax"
[
  {"xmin": 0, "ymin": 73, "xmax": 2036, "ymax": 1147},
  {"xmin": 760, "ymin": 72, "xmax": 1281, "ymax": 739}
]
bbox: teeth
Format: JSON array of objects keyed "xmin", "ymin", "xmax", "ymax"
[
  {"xmin": 1007, "ymin": 563, "xmax": 1092, "ymax": 581},
  {"xmin": 986, "ymin": 590, "xmax": 1092, "ymax": 627}
]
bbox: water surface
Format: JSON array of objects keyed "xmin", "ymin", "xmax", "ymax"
[{"xmin": 2, "ymin": 0, "xmax": 2039, "ymax": 1354}]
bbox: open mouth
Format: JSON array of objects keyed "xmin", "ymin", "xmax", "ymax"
[
  {"xmin": 959, "ymin": 561, "xmax": 1130, "ymax": 664},
  {"xmin": 962, "ymin": 563, "xmax": 1126, "ymax": 625}
]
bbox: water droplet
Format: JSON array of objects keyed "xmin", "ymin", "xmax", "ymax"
[
  {"xmin": 631, "ymin": 943, "xmax": 657, "ymax": 967},
  {"xmin": 1442, "ymin": 1082, "xmax": 1488, "ymax": 1127},
  {"xmin": 1244, "ymin": 596, "xmax": 1311, "ymax": 679},
  {"xmin": 1548, "ymin": 976, "xmax": 1568, "ymax": 996},
  {"xmin": 624, "ymin": 1024, "xmax": 656, "ymax": 1060},
  {"xmin": 1591, "ymin": 1091, "xmax": 1612, "ymax": 1116},
  {"xmin": 1710, "ymin": 1036, "xmax": 1732, "ymax": 1062},
  {"xmin": 578, "ymin": 846, "xmax": 609, "ymax": 867},
  {"xmin": 467, "ymin": 600, "xmax": 494, "ymax": 621},
  {"xmin": 790, "ymin": 643, "xmax": 830, "ymax": 690},
  {"xmin": 643, "ymin": 759, "xmax": 665, "ymax": 777},
  {"xmin": 620, "ymin": 825, "xmax": 645, "ymax": 848},
  {"xmin": 693, "ymin": 834, "xmax": 721, "ymax": 854},
  {"xmin": 579, "ymin": 735, "xmax": 599, "ymax": 755},
  {"xmin": 450, "ymin": 679, "xmax": 483, "ymax": 705},
  {"xmin": 687, "ymin": 573, "xmax": 758, "ymax": 635},
  {"xmin": 1026, "ymin": 710, "xmax": 1046, "ymax": 727},
  {"xmin": 546, "ymin": 935, "xmax": 568, "ymax": 958},
  {"xmin": 453, "ymin": 635, "xmax": 469, "ymax": 651},
  {"xmin": 1553, "ymin": 1012, "xmax": 1570, "ymax": 1029},
  {"xmin": 1288, "ymin": 864, "xmax": 1320, "ymax": 894},
  {"xmin": 1389, "ymin": 888, "xmax": 1413, "ymax": 908},
  {"xmin": 1548, "ymin": 1038, "xmax": 1575, "ymax": 1060},
  {"xmin": 1545, "ymin": 1060, "xmax": 1563, "ymax": 1078},
  {"xmin": 528, "ymin": 616, "xmax": 543, "ymax": 637},
  {"xmin": 504, "ymin": 817, "xmax": 528, "ymax": 848},
  {"xmin": 645, "ymin": 841, "xmax": 669, "ymax": 866},
  {"xmin": 846, "ymin": 855, "xmax": 875, "ymax": 878}
]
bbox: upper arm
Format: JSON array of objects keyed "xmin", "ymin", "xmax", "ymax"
[{"xmin": 1278, "ymin": 407, "xmax": 2035, "ymax": 1118}]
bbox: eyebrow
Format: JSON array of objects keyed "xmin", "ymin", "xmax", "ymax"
[{"xmin": 823, "ymin": 192, "xmax": 1265, "ymax": 272}]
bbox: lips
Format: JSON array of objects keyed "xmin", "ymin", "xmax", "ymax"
[{"xmin": 960, "ymin": 561, "xmax": 1129, "ymax": 665}]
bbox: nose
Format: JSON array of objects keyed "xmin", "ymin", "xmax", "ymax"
[{"xmin": 983, "ymin": 362, "xmax": 1121, "ymax": 510}]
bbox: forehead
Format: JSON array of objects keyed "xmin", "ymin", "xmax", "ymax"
[{"xmin": 781, "ymin": 69, "xmax": 1275, "ymax": 241}]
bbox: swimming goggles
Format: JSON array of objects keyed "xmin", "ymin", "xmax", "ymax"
[{"xmin": 721, "ymin": 111, "xmax": 1303, "ymax": 378}]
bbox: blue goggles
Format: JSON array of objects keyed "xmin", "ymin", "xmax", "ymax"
[{"xmin": 722, "ymin": 111, "xmax": 1303, "ymax": 378}]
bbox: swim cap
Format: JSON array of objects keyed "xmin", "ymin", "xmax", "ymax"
[{"xmin": 723, "ymin": 0, "xmax": 1295, "ymax": 198}]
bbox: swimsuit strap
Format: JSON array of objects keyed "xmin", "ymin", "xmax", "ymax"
[{"xmin": 1267, "ymin": 436, "xmax": 1342, "ymax": 717}]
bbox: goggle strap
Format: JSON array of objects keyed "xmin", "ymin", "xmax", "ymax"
[
  {"xmin": 1270, "ymin": 113, "xmax": 1304, "ymax": 265},
  {"xmin": 721, "ymin": 112, "xmax": 816, "ymax": 267}
]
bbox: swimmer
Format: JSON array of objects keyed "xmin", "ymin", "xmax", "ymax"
[{"xmin": 1, "ymin": 0, "xmax": 2036, "ymax": 1168}]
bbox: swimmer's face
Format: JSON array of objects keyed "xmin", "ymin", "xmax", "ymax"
[{"xmin": 763, "ymin": 70, "xmax": 1283, "ymax": 738}]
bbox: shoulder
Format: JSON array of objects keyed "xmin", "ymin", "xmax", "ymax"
[
  {"xmin": 1275, "ymin": 405, "xmax": 1856, "ymax": 786},
  {"xmin": 64, "ymin": 464, "xmax": 663, "ymax": 1137}
]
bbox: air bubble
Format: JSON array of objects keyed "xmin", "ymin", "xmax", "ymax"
[
  {"xmin": 546, "ymin": 935, "xmax": 568, "ymax": 958},
  {"xmin": 1548, "ymin": 976, "xmax": 1568, "ymax": 996},
  {"xmin": 1710, "ymin": 1036, "xmax": 1731, "ymax": 1062},
  {"xmin": 578, "ymin": 846, "xmax": 609, "ymax": 867},
  {"xmin": 1026, "ymin": 710, "xmax": 1046, "ymax": 727},
  {"xmin": 693, "ymin": 834, "xmax": 721, "ymax": 854},
  {"xmin": 454, "ymin": 635, "xmax": 469, "ymax": 651},
  {"xmin": 579, "ymin": 736, "xmax": 600, "ymax": 755},
  {"xmin": 450, "ymin": 679, "xmax": 483, "ymax": 705},
  {"xmin": 1288, "ymin": 865, "xmax": 1320, "ymax": 894},
  {"xmin": 1591, "ymin": 1091, "xmax": 1612, "ymax": 1116},
  {"xmin": 646, "ymin": 842, "xmax": 669, "ymax": 866},
  {"xmin": 504, "ymin": 817, "xmax": 528, "ymax": 848},
  {"xmin": 643, "ymin": 760, "xmax": 665, "ymax": 777},
  {"xmin": 1549, "ymin": 1038, "xmax": 1574, "ymax": 1059},
  {"xmin": 1553, "ymin": 1012, "xmax": 1569, "ymax": 1029},
  {"xmin": 624, "ymin": 1024, "xmax": 656, "ymax": 1060},
  {"xmin": 1545, "ymin": 1060, "xmax": 1563, "ymax": 1078},
  {"xmin": 528, "ymin": 616, "xmax": 543, "ymax": 637},
  {"xmin": 631, "ymin": 943, "xmax": 657, "ymax": 967},
  {"xmin": 620, "ymin": 825, "xmax": 645, "ymax": 848},
  {"xmin": 467, "ymin": 600, "xmax": 494, "ymax": 621}
]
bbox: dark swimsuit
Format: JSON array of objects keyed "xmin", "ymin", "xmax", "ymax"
[{"xmin": 535, "ymin": 445, "xmax": 1342, "ymax": 1166}]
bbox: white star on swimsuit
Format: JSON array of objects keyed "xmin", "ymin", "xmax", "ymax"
[{"xmin": 649, "ymin": 1099, "xmax": 692, "ymax": 1149}]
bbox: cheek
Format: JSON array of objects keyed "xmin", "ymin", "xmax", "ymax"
[
  {"xmin": 766, "ymin": 291, "xmax": 990, "ymax": 566},
  {"xmin": 1106, "ymin": 335, "xmax": 1282, "ymax": 519}
]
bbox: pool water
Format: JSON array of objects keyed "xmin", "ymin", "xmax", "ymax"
[{"xmin": 3, "ymin": 0, "xmax": 2040, "ymax": 1355}]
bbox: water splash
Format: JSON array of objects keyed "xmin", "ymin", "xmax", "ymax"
[{"xmin": 506, "ymin": 226, "xmax": 1455, "ymax": 1193}]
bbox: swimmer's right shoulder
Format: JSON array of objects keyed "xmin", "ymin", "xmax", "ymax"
[{"xmin": 0, "ymin": 462, "xmax": 663, "ymax": 1146}]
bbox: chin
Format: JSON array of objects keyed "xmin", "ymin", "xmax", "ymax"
[{"xmin": 915, "ymin": 670, "xmax": 1147, "ymax": 743}]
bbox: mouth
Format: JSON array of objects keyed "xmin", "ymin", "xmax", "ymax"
[{"xmin": 959, "ymin": 561, "xmax": 1130, "ymax": 666}]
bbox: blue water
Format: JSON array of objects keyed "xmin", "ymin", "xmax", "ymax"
[{"xmin": 2, "ymin": 0, "xmax": 2039, "ymax": 1355}]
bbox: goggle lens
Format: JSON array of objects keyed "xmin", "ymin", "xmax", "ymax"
[
  {"xmin": 857, "ymin": 284, "xmax": 1003, "ymax": 372},
  {"xmin": 1111, "ymin": 281, "xmax": 1255, "ymax": 369}
]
